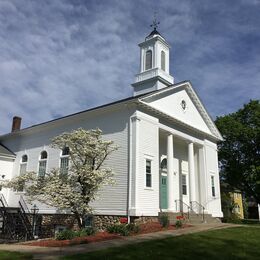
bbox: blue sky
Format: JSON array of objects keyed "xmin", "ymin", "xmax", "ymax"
[{"xmin": 0, "ymin": 0, "xmax": 259, "ymax": 134}]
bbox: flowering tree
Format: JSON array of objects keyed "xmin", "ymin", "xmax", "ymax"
[{"xmin": 2, "ymin": 128, "xmax": 117, "ymax": 228}]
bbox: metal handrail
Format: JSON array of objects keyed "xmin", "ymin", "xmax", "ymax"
[
  {"xmin": 17, "ymin": 205, "xmax": 34, "ymax": 240},
  {"xmin": 0, "ymin": 194, "xmax": 33, "ymax": 241},
  {"xmin": 19, "ymin": 196, "xmax": 34, "ymax": 240},
  {"xmin": 175, "ymin": 199, "xmax": 191, "ymax": 219},
  {"xmin": 19, "ymin": 195, "xmax": 30, "ymax": 214},
  {"xmin": 0, "ymin": 199, "xmax": 18, "ymax": 240},
  {"xmin": 0, "ymin": 193, "xmax": 8, "ymax": 207},
  {"xmin": 190, "ymin": 201, "xmax": 205, "ymax": 221}
]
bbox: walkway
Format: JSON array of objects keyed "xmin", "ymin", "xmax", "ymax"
[{"xmin": 0, "ymin": 223, "xmax": 241, "ymax": 259}]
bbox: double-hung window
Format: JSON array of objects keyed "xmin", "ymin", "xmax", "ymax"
[
  {"xmin": 182, "ymin": 174, "xmax": 187, "ymax": 195},
  {"xmin": 60, "ymin": 147, "xmax": 69, "ymax": 175},
  {"xmin": 145, "ymin": 50, "xmax": 152, "ymax": 70},
  {"xmin": 211, "ymin": 176, "xmax": 216, "ymax": 197},
  {"xmin": 18, "ymin": 154, "xmax": 28, "ymax": 191},
  {"xmin": 38, "ymin": 151, "xmax": 47, "ymax": 177},
  {"xmin": 145, "ymin": 160, "xmax": 152, "ymax": 188},
  {"xmin": 161, "ymin": 50, "xmax": 166, "ymax": 71}
]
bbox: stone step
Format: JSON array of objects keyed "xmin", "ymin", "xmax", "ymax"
[{"xmin": 159, "ymin": 212, "xmax": 221, "ymax": 225}]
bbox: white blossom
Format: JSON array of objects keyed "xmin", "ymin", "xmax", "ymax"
[{"xmin": 1, "ymin": 128, "xmax": 118, "ymax": 228}]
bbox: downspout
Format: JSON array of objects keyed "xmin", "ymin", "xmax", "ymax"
[{"xmin": 127, "ymin": 116, "xmax": 133, "ymax": 224}]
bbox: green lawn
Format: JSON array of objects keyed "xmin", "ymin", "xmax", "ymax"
[
  {"xmin": 63, "ymin": 227, "xmax": 260, "ymax": 260},
  {"xmin": 0, "ymin": 250, "xmax": 32, "ymax": 260}
]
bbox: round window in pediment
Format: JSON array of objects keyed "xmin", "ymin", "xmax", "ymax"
[{"xmin": 181, "ymin": 100, "xmax": 187, "ymax": 111}]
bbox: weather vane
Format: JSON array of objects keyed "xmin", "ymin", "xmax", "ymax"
[{"xmin": 150, "ymin": 12, "xmax": 160, "ymax": 30}]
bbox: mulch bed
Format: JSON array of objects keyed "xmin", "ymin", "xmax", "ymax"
[
  {"xmin": 24, "ymin": 222, "xmax": 192, "ymax": 247},
  {"xmin": 25, "ymin": 232, "xmax": 120, "ymax": 247},
  {"xmin": 137, "ymin": 222, "xmax": 191, "ymax": 235}
]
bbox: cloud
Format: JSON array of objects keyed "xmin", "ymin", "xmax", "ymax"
[{"xmin": 0, "ymin": 0, "xmax": 259, "ymax": 134}]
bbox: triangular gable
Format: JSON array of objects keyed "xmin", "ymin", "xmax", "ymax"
[{"xmin": 138, "ymin": 81, "xmax": 222, "ymax": 140}]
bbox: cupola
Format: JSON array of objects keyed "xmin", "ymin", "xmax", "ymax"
[{"xmin": 132, "ymin": 18, "xmax": 174, "ymax": 96}]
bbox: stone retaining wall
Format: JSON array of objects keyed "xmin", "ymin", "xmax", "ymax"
[{"xmin": 34, "ymin": 214, "xmax": 159, "ymax": 238}]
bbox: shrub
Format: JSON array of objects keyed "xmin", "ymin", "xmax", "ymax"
[
  {"xmin": 79, "ymin": 227, "xmax": 96, "ymax": 236},
  {"xmin": 222, "ymin": 213, "xmax": 241, "ymax": 224},
  {"xmin": 159, "ymin": 213, "xmax": 169, "ymax": 227},
  {"xmin": 74, "ymin": 227, "xmax": 96, "ymax": 237},
  {"xmin": 56, "ymin": 227, "xmax": 96, "ymax": 240},
  {"xmin": 107, "ymin": 224, "xmax": 129, "ymax": 236},
  {"xmin": 55, "ymin": 230, "xmax": 76, "ymax": 240},
  {"xmin": 127, "ymin": 223, "xmax": 140, "ymax": 234},
  {"xmin": 242, "ymin": 219, "xmax": 260, "ymax": 225},
  {"xmin": 175, "ymin": 220, "xmax": 183, "ymax": 228},
  {"xmin": 107, "ymin": 223, "xmax": 140, "ymax": 236}
]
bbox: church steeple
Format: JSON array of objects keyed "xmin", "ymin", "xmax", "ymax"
[{"xmin": 132, "ymin": 18, "xmax": 174, "ymax": 96}]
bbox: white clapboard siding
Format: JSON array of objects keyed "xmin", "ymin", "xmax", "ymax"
[
  {"xmin": 136, "ymin": 111, "xmax": 159, "ymax": 216},
  {"xmin": 2, "ymin": 105, "xmax": 135, "ymax": 215}
]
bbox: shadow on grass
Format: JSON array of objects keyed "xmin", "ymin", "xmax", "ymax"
[
  {"xmin": 62, "ymin": 227, "xmax": 260, "ymax": 260},
  {"xmin": 0, "ymin": 250, "xmax": 32, "ymax": 260}
]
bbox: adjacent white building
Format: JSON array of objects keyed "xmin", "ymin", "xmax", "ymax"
[{"xmin": 0, "ymin": 27, "xmax": 223, "ymax": 221}]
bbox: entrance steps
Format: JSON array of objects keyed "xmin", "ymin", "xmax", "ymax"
[{"xmin": 159, "ymin": 212, "xmax": 222, "ymax": 225}]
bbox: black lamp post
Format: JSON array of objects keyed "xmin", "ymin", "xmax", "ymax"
[{"xmin": 31, "ymin": 204, "xmax": 39, "ymax": 238}]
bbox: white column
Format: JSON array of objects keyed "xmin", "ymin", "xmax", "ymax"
[
  {"xmin": 167, "ymin": 134, "xmax": 175, "ymax": 211},
  {"xmin": 188, "ymin": 142, "xmax": 196, "ymax": 203},
  {"xmin": 199, "ymin": 146, "xmax": 208, "ymax": 211}
]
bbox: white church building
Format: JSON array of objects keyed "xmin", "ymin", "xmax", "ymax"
[{"xmin": 0, "ymin": 26, "xmax": 223, "ymax": 231}]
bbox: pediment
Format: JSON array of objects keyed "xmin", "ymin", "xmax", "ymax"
[{"xmin": 139, "ymin": 81, "xmax": 222, "ymax": 139}]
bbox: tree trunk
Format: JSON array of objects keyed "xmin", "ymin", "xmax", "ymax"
[{"xmin": 74, "ymin": 212, "xmax": 83, "ymax": 229}]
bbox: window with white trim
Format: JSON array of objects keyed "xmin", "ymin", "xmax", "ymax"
[
  {"xmin": 182, "ymin": 174, "xmax": 187, "ymax": 195},
  {"xmin": 161, "ymin": 50, "xmax": 165, "ymax": 71},
  {"xmin": 17, "ymin": 154, "xmax": 28, "ymax": 192},
  {"xmin": 60, "ymin": 147, "xmax": 69, "ymax": 175},
  {"xmin": 38, "ymin": 151, "xmax": 47, "ymax": 177},
  {"xmin": 145, "ymin": 159, "xmax": 152, "ymax": 188},
  {"xmin": 160, "ymin": 158, "xmax": 167, "ymax": 170},
  {"xmin": 145, "ymin": 50, "xmax": 152, "ymax": 70},
  {"xmin": 211, "ymin": 176, "xmax": 216, "ymax": 197}
]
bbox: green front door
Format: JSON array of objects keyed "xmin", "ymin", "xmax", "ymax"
[{"xmin": 160, "ymin": 175, "xmax": 168, "ymax": 209}]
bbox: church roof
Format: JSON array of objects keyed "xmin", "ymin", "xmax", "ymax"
[
  {"xmin": 0, "ymin": 143, "xmax": 15, "ymax": 157},
  {"xmin": 147, "ymin": 28, "xmax": 161, "ymax": 38},
  {"xmin": 0, "ymin": 80, "xmax": 222, "ymax": 141},
  {"xmin": 145, "ymin": 28, "xmax": 165, "ymax": 42}
]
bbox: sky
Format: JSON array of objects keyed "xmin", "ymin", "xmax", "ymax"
[{"xmin": 0, "ymin": 0, "xmax": 259, "ymax": 134}]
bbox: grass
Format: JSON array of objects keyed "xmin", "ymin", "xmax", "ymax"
[
  {"xmin": 0, "ymin": 250, "xmax": 32, "ymax": 260},
  {"xmin": 62, "ymin": 227, "xmax": 260, "ymax": 260}
]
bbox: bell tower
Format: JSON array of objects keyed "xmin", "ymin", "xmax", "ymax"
[{"xmin": 132, "ymin": 18, "xmax": 174, "ymax": 96}]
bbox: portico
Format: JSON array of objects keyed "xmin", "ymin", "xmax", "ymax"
[{"xmin": 159, "ymin": 128, "xmax": 207, "ymax": 214}]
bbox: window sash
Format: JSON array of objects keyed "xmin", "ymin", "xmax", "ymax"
[
  {"xmin": 146, "ymin": 173, "xmax": 152, "ymax": 187},
  {"xmin": 17, "ymin": 163, "xmax": 27, "ymax": 192},
  {"xmin": 145, "ymin": 160, "xmax": 152, "ymax": 187},
  {"xmin": 21, "ymin": 155, "xmax": 28, "ymax": 163},
  {"xmin": 182, "ymin": 175, "xmax": 187, "ymax": 195},
  {"xmin": 145, "ymin": 51, "xmax": 152, "ymax": 70},
  {"xmin": 211, "ymin": 176, "xmax": 215, "ymax": 197},
  {"xmin": 38, "ymin": 160, "xmax": 47, "ymax": 177},
  {"xmin": 20, "ymin": 163, "xmax": 27, "ymax": 175},
  {"xmin": 60, "ymin": 157, "xmax": 69, "ymax": 175},
  {"xmin": 161, "ymin": 51, "xmax": 165, "ymax": 71}
]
